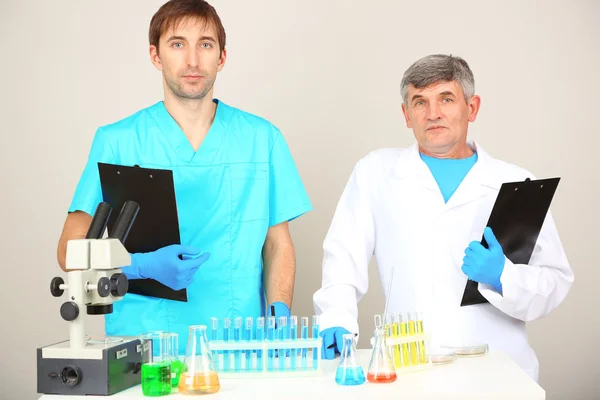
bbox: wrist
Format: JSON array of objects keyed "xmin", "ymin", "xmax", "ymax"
[{"xmin": 123, "ymin": 253, "xmax": 145, "ymax": 279}]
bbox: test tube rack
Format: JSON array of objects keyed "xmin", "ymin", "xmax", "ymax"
[
  {"xmin": 370, "ymin": 312, "xmax": 433, "ymax": 375},
  {"xmin": 208, "ymin": 315, "xmax": 323, "ymax": 379}
]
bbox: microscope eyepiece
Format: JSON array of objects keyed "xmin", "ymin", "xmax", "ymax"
[
  {"xmin": 108, "ymin": 201, "xmax": 140, "ymax": 245},
  {"xmin": 86, "ymin": 202, "xmax": 113, "ymax": 239}
]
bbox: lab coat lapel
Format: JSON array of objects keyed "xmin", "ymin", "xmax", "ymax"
[
  {"xmin": 394, "ymin": 142, "xmax": 440, "ymax": 193},
  {"xmin": 444, "ymin": 142, "xmax": 502, "ymax": 211}
]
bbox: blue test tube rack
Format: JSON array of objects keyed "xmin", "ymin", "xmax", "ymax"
[{"xmin": 207, "ymin": 315, "xmax": 322, "ymax": 378}]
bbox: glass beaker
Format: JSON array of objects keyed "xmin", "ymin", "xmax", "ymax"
[
  {"xmin": 178, "ymin": 325, "xmax": 220, "ymax": 395},
  {"xmin": 335, "ymin": 334, "xmax": 365, "ymax": 386},
  {"xmin": 140, "ymin": 332, "xmax": 172, "ymax": 397},
  {"xmin": 367, "ymin": 328, "xmax": 397, "ymax": 383}
]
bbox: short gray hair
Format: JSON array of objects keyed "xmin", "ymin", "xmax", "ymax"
[{"xmin": 400, "ymin": 54, "xmax": 475, "ymax": 104}]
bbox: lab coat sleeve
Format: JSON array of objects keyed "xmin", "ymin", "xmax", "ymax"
[
  {"xmin": 68, "ymin": 127, "xmax": 116, "ymax": 216},
  {"xmin": 478, "ymin": 211, "xmax": 574, "ymax": 321},
  {"xmin": 312, "ymin": 159, "xmax": 375, "ymax": 334}
]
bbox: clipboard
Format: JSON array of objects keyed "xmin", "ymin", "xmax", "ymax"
[
  {"xmin": 460, "ymin": 177, "xmax": 561, "ymax": 307},
  {"xmin": 98, "ymin": 162, "xmax": 188, "ymax": 302}
]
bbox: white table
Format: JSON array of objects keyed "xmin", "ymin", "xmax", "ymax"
[{"xmin": 39, "ymin": 349, "xmax": 544, "ymax": 400}]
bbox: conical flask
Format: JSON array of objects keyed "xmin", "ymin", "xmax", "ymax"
[
  {"xmin": 367, "ymin": 328, "xmax": 397, "ymax": 383},
  {"xmin": 335, "ymin": 334, "xmax": 365, "ymax": 385},
  {"xmin": 178, "ymin": 325, "xmax": 220, "ymax": 395}
]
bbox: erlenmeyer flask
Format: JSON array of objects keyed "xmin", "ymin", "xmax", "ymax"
[
  {"xmin": 367, "ymin": 328, "xmax": 397, "ymax": 383},
  {"xmin": 178, "ymin": 325, "xmax": 220, "ymax": 395},
  {"xmin": 335, "ymin": 334, "xmax": 365, "ymax": 385}
]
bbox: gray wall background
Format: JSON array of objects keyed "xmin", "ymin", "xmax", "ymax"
[{"xmin": 0, "ymin": 1, "xmax": 598, "ymax": 399}]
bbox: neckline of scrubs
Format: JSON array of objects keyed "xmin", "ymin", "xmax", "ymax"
[{"xmin": 153, "ymin": 98, "xmax": 230, "ymax": 165}]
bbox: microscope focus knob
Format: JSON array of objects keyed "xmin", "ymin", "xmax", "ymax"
[
  {"xmin": 97, "ymin": 277, "xmax": 111, "ymax": 298},
  {"xmin": 50, "ymin": 277, "xmax": 64, "ymax": 297},
  {"xmin": 110, "ymin": 273, "xmax": 128, "ymax": 297},
  {"xmin": 60, "ymin": 302, "xmax": 79, "ymax": 322}
]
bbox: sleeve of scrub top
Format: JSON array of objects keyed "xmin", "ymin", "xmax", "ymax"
[
  {"xmin": 68, "ymin": 127, "xmax": 115, "ymax": 216},
  {"xmin": 312, "ymin": 158, "xmax": 375, "ymax": 334},
  {"xmin": 478, "ymin": 210, "xmax": 574, "ymax": 322},
  {"xmin": 268, "ymin": 131, "xmax": 312, "ymax": 226}
]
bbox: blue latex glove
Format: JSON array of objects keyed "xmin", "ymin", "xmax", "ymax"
[
  {"xmin": 268, "ymin": 301, "xmax": 291, "ymax": 321},
  {"xmin": 320, "ymin": 327, "xmax": 351, "ymax": 360},
  {"xmin": 123, "ymin": 244, "xmax": 211, "ymax": 291},
  {"xmin": 461, "ymin": 227, "xmax": 505, "ymax": 293}
]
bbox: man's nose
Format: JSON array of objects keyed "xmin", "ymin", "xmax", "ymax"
[
  {"xmin": 426, "ymin": 102, "xmax": 442, "ymax": 120},
  {"xmin": 186, "ymin": 47, "xmax": 199, "ymax": 68}
]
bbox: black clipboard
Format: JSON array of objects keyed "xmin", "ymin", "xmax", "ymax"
[
  {"xmin": 98, "ymin": 162, "xmax": 188, "ymax": 302},
  {"xmin": 460, "ymin": 177, "xmax": 561, "ymax": 307}
]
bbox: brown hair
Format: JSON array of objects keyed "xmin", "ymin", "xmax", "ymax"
[{"xmin": 149, "ymin": 0, "xmax": 226, "ymax": 55}]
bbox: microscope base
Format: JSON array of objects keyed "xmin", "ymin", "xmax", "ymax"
[{"xmin": 37, "ymin": 337, "xmax": 143, "ymax": 396}]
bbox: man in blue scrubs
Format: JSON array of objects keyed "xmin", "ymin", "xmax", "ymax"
[{"xmin": 56, "ymin": 0, "xmax": 312, "ymax": 353}]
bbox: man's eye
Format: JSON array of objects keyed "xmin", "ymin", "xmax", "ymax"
[{"xmin": 172, "ymin": 42, "xmax": 183, "ymax": 48}]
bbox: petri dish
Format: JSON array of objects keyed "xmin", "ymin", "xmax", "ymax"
[
  {"xmin": 441, "ymin": 343, "xmax": 488, "ymax": 357},
  {"xmin": 87, "ymin": 336, "xmax": 124, "ymax": 345},
  {"xmin": 430, "ymin": 349, "xmax": 457, "ymax": 365}
]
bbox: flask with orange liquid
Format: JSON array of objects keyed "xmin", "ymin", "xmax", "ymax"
[
  {"xmin": 178, "ymin": 325, "xmax": 220, "ymax": 395},
  {"xmin": 367, "ymin": 328, "xmax": 397, "ymax": 383}
]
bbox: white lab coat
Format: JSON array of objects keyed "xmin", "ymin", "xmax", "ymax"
[{"xmin": 313, "ymin": 141, "xmax": 574, "ymax": 382}]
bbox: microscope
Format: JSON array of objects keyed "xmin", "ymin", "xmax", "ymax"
[{"xmin": 37, "ymin": 200, "xmax": 144, "ymax": 396}]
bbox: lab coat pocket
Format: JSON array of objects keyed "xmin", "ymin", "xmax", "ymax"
[{"xmin": 230, "ymin": 164, "xmax": 269, "ymax": 222}]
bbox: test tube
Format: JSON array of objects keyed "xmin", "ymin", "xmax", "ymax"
[
  {"xmin": 245, "ymin": 317, "xmax": 253, "ymax": 371},
  {"xmin": 399, "ymin": 312, "xmax": 410, "ymax": 366},
  {"xmin": 301, "ymin": 317, "xmax": 309, "ymax": 370},
  {"xmin": 290, "ymin": 316, "xmax": 298, "ymax": 371},
  {"xmin": 234, "ymin": 317, "xmax": 242, "ymax": 371},
  {"xmin": 312, "ymin": 315, "xmax": 320, "ymax": 370},
  {"xmin": 210, "ymin": 318, "xmax": 220, "ymax": 371},
  {"xmin": 416, "ymin": 312, "xmax": 427, "ymax": 364},
  {"xmin": 223, "ymin": 318, "xmax": 231, "ymax": 371},
  {"xmin": 267, "ymin": 316, "xmax": 276, "ymax": 372},
  {"xmin": 278, "ymin": 316, "xmax": 288, "ymax": 371},
  {"xmin": 256, "ymin": 317, "xmax": 265, "ymax": 371},
  {"xmin": 374, "ymin": 314, "xmax": 382, "ymax": 330},
  {"xmin": 391, "ymin": 313, "xmax": 401, "ymax": 368},
  {"xmin": 408, "ymin": 312, "xmax": 418, "ymax": 365},
  {"xmin": 383, "ymin": 314, "xmax": 392, "ymax": 338}
]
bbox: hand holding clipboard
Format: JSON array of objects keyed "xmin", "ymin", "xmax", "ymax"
[
  {"xmin": 460, "ymin": 177, "xmax": 561, "ymax": 307},
  {"xmin": 98, "ymin": 162, "xmax": 190, "ymax": 302}
]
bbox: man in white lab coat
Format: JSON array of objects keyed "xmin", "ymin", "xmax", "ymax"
[{"xmin": 312, "ymin": 54, "xmax": 574, "ymax": 382}]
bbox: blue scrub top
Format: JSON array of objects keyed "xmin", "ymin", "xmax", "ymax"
[{"xmin": 68, "ymin": 99, "xmax": 312, "ymax": 353}]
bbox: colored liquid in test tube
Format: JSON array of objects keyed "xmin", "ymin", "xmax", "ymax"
[
  {"xmin": 399, "ymin": 312, "xmax": 410, "ymax": 366},
  {"xmin": 210, "ymin": 318, "xmax": 220, "ymax": 371},
  {"xmin": 267, "ymin": 317, "xmax": 276, "ymax": 372},
  {"xmin": 223, "ymin": 318, "xmax": 231, "ymax": 372},
  {"xmin": 312, "ymin": 315, "xmax": 320, "ymax": 369},
  {"xmin": 256, "ymin": 317, "xmax": 265, "ymax": 371},
  {"xmin": 416, "ymin": 312, "xmax": 427, "ymax": 364},
  {"xmin": 289, "ymin": 316, "xmax": 298, "ymax": 371},
  {"xmin": 234, "ymin": 317, "xmax": 242, "ymax": 371},
  {"xmin": 245, "ymin": 317, "xmax": 253, "ymax": 371},
  {"xmin": 301, "ymin": 317, "xmax": 309, "ymax": 370},
  {"xmin": 383, "ymin": 314, "xmax": 391, "ymax": 338},
  {"xmin": 408, "ymin": 312, "xmax": 418, "ymax": 365},
  {"xmin": 391, "ymin": 313, "xmax": 401, "ymax": 368},
  {"xmin": 278, "ymin": 316, "xmax": 288, "ymax": 370}
]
